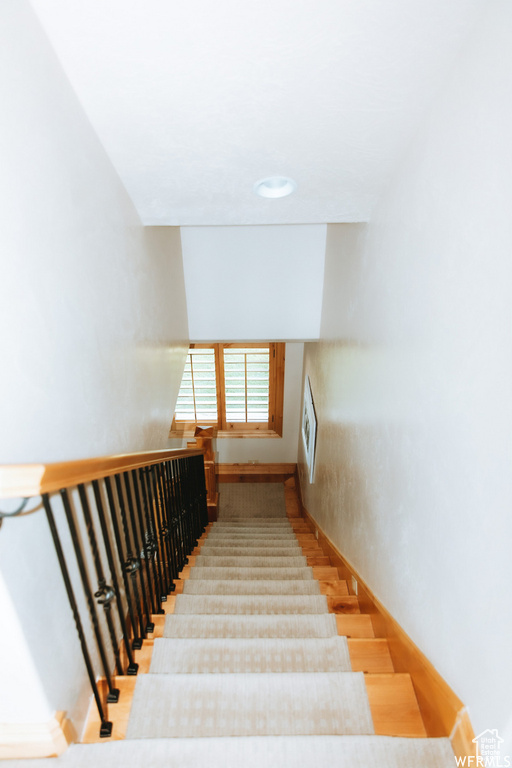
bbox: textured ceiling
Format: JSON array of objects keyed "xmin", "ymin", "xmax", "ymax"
[{"xmin": 30, "ymin": 0, "xmax": 483, "ymax": 226}]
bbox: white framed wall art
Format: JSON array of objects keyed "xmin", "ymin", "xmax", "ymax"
[{"xmin": 301, "ymin": 376, "xmax": 317, "ymax": 483}]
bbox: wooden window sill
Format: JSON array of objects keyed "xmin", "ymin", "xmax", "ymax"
[{"xmin": 168, "ymin": 428, "xmax": 282, "ymax": 440}]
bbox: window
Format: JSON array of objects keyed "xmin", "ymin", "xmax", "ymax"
[{"xmin": 169, "ymin": 343, "xmax": 285, "ymax": 438}]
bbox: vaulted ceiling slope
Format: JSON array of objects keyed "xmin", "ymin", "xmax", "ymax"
[{"xmin": 30, "ymin": 0, "xmax": 484, "ymax": 226}]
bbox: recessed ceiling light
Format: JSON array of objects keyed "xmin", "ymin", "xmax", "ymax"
[{"xmin": 253, "ymin": 176, "xmax": 297, "ymax": 199}]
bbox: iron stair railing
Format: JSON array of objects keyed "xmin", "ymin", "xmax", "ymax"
[{"xmin": 0, "ymin": 449, "xmax": 208, "ymax": 738}]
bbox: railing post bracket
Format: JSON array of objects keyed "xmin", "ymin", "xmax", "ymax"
[
  {"xmin": 106, "ymin": 688, "xmax": 120, "ymax": 704},
  {"xmin": 99, "ymin": 721, "xmax": 113, "ymax": 738}
]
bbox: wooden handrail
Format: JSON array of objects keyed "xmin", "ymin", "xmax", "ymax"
[{"xmin": 0, "ymin": 448, "xmax": 204, "ymax": 498}]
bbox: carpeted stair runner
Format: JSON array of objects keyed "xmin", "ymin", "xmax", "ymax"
[
  {"xmin": 214, "ymin": 484, "xmax": 287, "ymax": 518},
  {"xmin": 188, "ymin": 565, "xmax": 315, "ymax": 580},
  {"xmin": 163, "ymin": 613, "xmax": 339, "ymax": 638},
  {"xmin": 206, "ymin": 532, "xmax": 298, "ymax": 540},
  {"xmin": 200, "ymin": 538, "xmax": 300, "ymax": 547},
  {"xmin": 173, "ymin": 594, "xmax": 328, "ymax": 614},
  {"xmin": 149, "ymin": 637, "xmax": 352, "ymax": 673},
  {"xmin": 125, "ymin": 483, "xmax": 374, "ymax": 741},
  {"xmin": 10, "ymin": 735, "xmax": 457, "ymax": 768},
  {"xmin": 197, "ymin": 545, "xmax": 303, "ymax": 556},
  {"xmin": 212, "ymin": 519, "xmax": 293, "ymax": 526},
  {"xmin": 195, "ymin": 554, "xmax": 308, "ymax": 567},
  {"xmin": 125, "ymin": 671, "xmax": 374, "ymax": 738},
  {"xmin": 182, "ymin": 578, "xmax": 321, "ymax": 594},
  {"xmin": 10, "ymin": 483, "xmax": 456, "ymax": 767}
]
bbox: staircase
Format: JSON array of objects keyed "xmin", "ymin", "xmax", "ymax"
[{"xmin": 13, "ymin": 482, "xmax": 456, "ymax": 767}]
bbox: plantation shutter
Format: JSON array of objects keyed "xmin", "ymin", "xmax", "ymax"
[
  {"xmin": 174, "ymin": 347, "xmax": 219, "ymax": 424},
  {"xmin": 222, "ymin": 346, "xmax": 270, "ymax": 424},
  {"xmin": 171, "ymin": 342, "xmax": 284, "ymax": 436}
]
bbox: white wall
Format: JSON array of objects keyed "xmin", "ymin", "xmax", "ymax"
[
  {"xmin": 0, "ymin": 0, "xmax": 188, "ymax": 734},
  {"xmin": 299, "ymin": 1, "xmax": 512, "ymax": 747},
  {"xmin": 0, "ymin": 45, "xmax": 189, "ymax": 461},
  {"xmin": 169, "ymin": 343, "xmax": 304, "ymax": 463},
  {"xmin": 181, "ymin": 225, "xmax": 326, "ymax": 340}
]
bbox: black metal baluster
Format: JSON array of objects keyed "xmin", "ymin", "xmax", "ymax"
[
  {"xmin": 188, "ymin": 456, "xmax": 202, "ymax": 542},
  {"xmin": 114, "ymin": 474, "xmax": 145, "ymax": 648},
  {"xmin": 91, "ymin": 480, "xmax": 138, "ymax": 676},
  {"xmin": 200, "ymin": 454, "xmax": 209, "ymax": 529},
  {"xmin": 145, "ymin": 467, "xmax": 168, "ymax": 603},
  {"xmin": 188, "ymin": 458, "xmax": 200, "ymax": 545},
  {"xmin": 138, "ymin": 467, "xmax": 166, "ymax": 612},
  {"xmin": 60, "ymin": 488, "xmax": 119, "ymax": 703},
  {"xmin": 123, "ymin": 472, "xmax": 154, "ymax": 632},
  {"xmin": 77, "ymin": 484, "xmax": 123, "ymax": 679},
  {"xmin": 179, "ymin": 458, "xmax": 194, "ymax": 553},
  {"xmin": 196, "ymin": 454, "xmax": 209, "ymax": 532},
  {"xmin": 130, "ymin": 469, "xmax": 158, "ymax": 632},
  {"xmin": 137, "ymin": 467, "xmax": 167, "ymax": 614},
  {"xmin": 104, "ymin": 476, "xmax": 141, "ymax": 650},
  {"xmin": 189, "ymin": 457, "xmax": 201, "ymax": 544},
  {"xmin": 150, "ymin": 464, "xmax": 172, "ymax": 595},
  {"xmin": 172, "ymin": 459, "xmax": 188, "ymax": 568},
  {"xmin": 42, "ymin": 494, "xmax": 113, "ymax": 738},
  {"xmin": 189, "ymin": 455, "xmax": 204, "ymax": 539},
  {"xmin": 165, "ymin": 460, "xmax": 185, "ymax": 573},
  {"xmin": 158, "ymin": 461, "xmax": 178, "ymax": 584}
]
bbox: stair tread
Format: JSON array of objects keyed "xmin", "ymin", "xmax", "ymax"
[
  {"xmin": 164, "ymin": 614, "xmax": 339, "ymax": 638},
  {"xmin": 125, "ymin": 672, "xmax": 374, "ymax": 738},
  {"xmin": 173, "ymin": 594, "xmax": 329, "ymax": 614},
  {"xmin": 149, "ymin": 636, "xmax": 352, "ymax": 673},
  {"xmin": 201, "ymin": 539, "xmax": 300, "ymax": 548},
  {"xmin": 24, "ymin": 736, "xmax": 456, "ymax": 767},
  {"xmin": 207, "ymin": 533, "xmax": 298, "ymax": 540},
  {"xmin": 198, "ymin": 546, "xmax": 303, "ymax": 556},
  {"xmin": 365, "ymin": 674, "xmax": 427, "ymax": 738},
  {"xmin": 183, "ymin": 579, "xmax": 321, "ymax": 595},
  {"xmin": 188, "ymin": 566, "xmax": 315, "ymax": 580},
  {"xmin": 195, "ymin": 555, "xmax": 308, "ymax": 567},
  {"xmin": 214, "ymin": 520, "xmax": 291, "ymax": 526}
]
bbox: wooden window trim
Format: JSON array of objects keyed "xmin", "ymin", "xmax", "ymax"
[{"xmin": 169, "ymin": 343, "xmax": 285, "ymax": 439}]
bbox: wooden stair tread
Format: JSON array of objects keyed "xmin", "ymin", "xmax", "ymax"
[
  {"xmin": 347, "ymin": 639, "xmax": 394, "ymax": 674},
  {"xmin": 313, "ymin": 566, "xmax": 339, "ymax": 580},
  {"xmin": 81, "ymin": 677, "xmax": 136, "ymax": 743},
  {"xmin": 319, "ymin": 579, "xmax": 349, "ymax": 596},
  {"xmin": 327, "ymin": 596, "xmax": 360, "ymax": 614},
  {"xmin": 365, "ymin": 674, "xmax": 427, "ymax": 737},
  {"xmin": 336, "ymin": 614, "xmax": 374, "ymax": 638},
  {"xmin": 150, "ymin": 615, "xmax": 165, "ymax": 637},
  {"xmin": 306, "ymin": 556, "xmax": 331, "ymax": 566}
]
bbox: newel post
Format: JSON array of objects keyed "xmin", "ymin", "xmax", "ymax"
[{"xmin": 188, "ymin": 427, "xmax": 218, "ymax": 522}]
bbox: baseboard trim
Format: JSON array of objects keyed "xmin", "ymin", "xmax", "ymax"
[
  {"xmin": 299, "ymin": 503, "xmax": 475, "ymax": 754},
  {"xmin": 216, "ymin": 463, "xmax": 297, "ymax": 482},
  {"xmin": 0, "ymin": 711, "xmax": 75, "ymax": 759}
]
